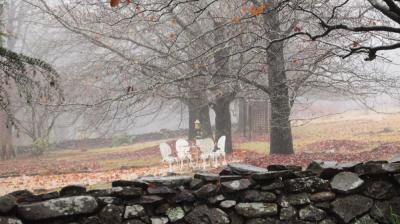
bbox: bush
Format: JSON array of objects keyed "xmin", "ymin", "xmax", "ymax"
[
  {"xmin": 33, "ymin": 137, "xmax": 49, "ymax": 156},
  {"xmin": 112, "ymin": 133, "xmax": 131, "ymax": 147}
]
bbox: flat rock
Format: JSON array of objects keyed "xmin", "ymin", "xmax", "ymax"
[
  {"xmin": 138, "ymin": 176, "xmax": 192, "ymax": 187},
  {"xmin": 351, "ymin": 214, "xmax": 377, "ymax": 224},
  {"xmin": 112, "ymin": 180, "xmax": 148, "ymax": 189},
  {"xmin": 35, "ymin": 192, "xmax": 59, "ymax": 201},
  {"xmin": 0, "ymin": 217, "xmax": 23, "ymax": 224},
  {"xmin": 220, "ymin": 175, "xmax": 242, "ymax": 181},
  {"xmin": 310, "ymin": 192, "xmax": 336, "ymax": 202},
  {"xmin": 261, "ymin": 180, "xmax": 284, "ymax": 191},
  {"xmin": 331, "ymin": 195, "xmax": 373, "ymax": 223},
  {"xmin": 99, "ymin": 204, "xmax": 123, "ymax": 224},
  {"xmin": 221, "ymin": 179, "xmax": 253, "ymax": 192},
  {"xmin": 235, "ymin": 202, "xmax": 278, "ymax": 217},
  {"xmin": 241, "ymin": 190, "xmax": 276, "ymax": 202},
  {"xmin": 267, "ymin": 164, "xmax": 302, "ymax": 171},
  {"xmin": 147, "ymin": 186, "xmax": 177, "ymax": 195},
  {"xmin": 17, "ymin": 196, "xmax": 98, "ymax": 221},
  {"xmin": 354, "ymin": 162, "xmax": 391, "ymax": 175},
  {"xmin": 390, "ymin": 154, "xmax": 400, "ymax": 163},
  {"xmin": 194, "ymin": 183, "xmax": 218, "ymax": 198},
  {"xmin": 220, "ymin": 200, "xmax": 237, "ymax": 208},
  {"xmin": 189, "ymin": 178, "xmax": 204, "ymax": 190},
  {"xmin": 124, "ymin": 204, "xmax": 145, "ymax": 219},
  {"xmin": 251, "ymin": 170, "xmax": 294, "ymax": 181},
  {"xmin": 362, "ymin": 180, "xmax": 394, "ymax": 200},
  {"xmin": 331, "ymin": 172, "xmax": 364, "ymax": 193},
  {"xmin": 0, "ymin": 195, "xmax": 16, "ymax": 213},
  {"xmin": 60, "ymin": 185, "xmax": 86, "ymax": 197},
  {"xmin": 166, "ymin": 207, "xmax": 185, "ymax": 222},
  {"xmin": 285, "ymin": 176, "xmax": 329, "ymax": 193},
  {"xmin": 280, "ymin": 193, "xmax": 310, "ymax": 207},
  {"xmin": 172, "ymin": 191, "xmax": 195, "ymax": 203},
  {"xmin": 227, "ymin": 163, "xmax": 268, "ymax": 175},
  {"xmin": 194, "ymin": 173, "xmax": 219, "ymax": 182},
  {"xmin": 299, "ymin": 205, "xmax": 326, "ymax": 221},
  {"xmin": 184, "ymin": 205, "xmax": 230, "ymax": 224},
  {"xmin": 136, "ymin": 195, "xmax": 164, "ymax": 204},
  {"xmin": 88, "ymin": 187, "xmax": 142, "ymax": 198}
]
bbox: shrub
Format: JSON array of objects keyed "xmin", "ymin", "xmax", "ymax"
[
  {"xmin": 32, "ymin": 137, "xmax": 49, "ymax": 156},
  {"xmin": 112, "ymin": 133, "xmax": 131, "ymax": 147},
  {"xmin": 390, "ymin": 208, "xmax": 400, "ymax": 224}
]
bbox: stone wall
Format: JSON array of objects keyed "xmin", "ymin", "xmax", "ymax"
[{"xmin": 0, "ymin": 161, "xmax": 399, "ymax": 224}]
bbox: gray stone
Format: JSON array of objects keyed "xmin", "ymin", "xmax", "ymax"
[
  {"xmin": 99, "ymin": 204, "xmax": 123, "ymax": 224},
  {"xmin": 331, "ymin": 195, "xmax": 374, "ymax": 223},
  {"xmin": 307, "ymin": 161, "xmax": 342, "ymax": 178},
  {"xmin": 251, "ymin": 170, "xmax": 294, "ymax": 181},
  {"xmin": 123, "ymin": 220, "xmax": 146, "ymax": 224},
  {"xmin": 0, "ymin": 217, "xmax": 23, "ymax": 224},
  {"xmin": 310, "ymin": 192, "xmax": 336, "ymax": 202},
  {"xmin": 138, "ymin": 176, "xmax": 192, "ymax": 187},
  {"xmin": 221, "ymin": 179, "xmax": 253, "ymax": 192},
  {"xmin": 189, "ymin": 178, "xmax": 204, "ymax": 189},
  {"xmin": 17, "ymin": 196, "xmax": 98, "ymax": 220},
  {"xmin": 394, "ymin": 174, "xmax": 400, "ymax": 184},
  {"xmin": 60, "ymin": 185, "xmax": 86, "ymax": 197},
  {"xmin": 241, "ymin": 190, "xmax": 276, "ymax": 202},
  {"xmin": 97, "ymin": 197, "xmax": 122, "ymax": 205},
  {"xmin": 112, "ymin": 180, "xmax": 148, "ymax": 189},
  {"xmin": 89, "ymin": 187, "xmax": 142, "ymax": 198},
  {"xmin": 194, "ymin": 173, "xmax": 219, "ymax": 182},
  {"xmin": 227, "ymin": 163, "xmax": 268, "ymax": 175},
  {"xmin": 362, "ymin": 180, "xmax": 394, "ymax": 199},
  {"xmin": 220, "ymin": 200, "xmax": 237, "ymax": 208},
  {"xmin": 267, "ymin": 164, "xmax": 302, "ymax": 171},
  {"xmin": 0, "ymin": 195, "xmax": 16, "ymax": 213},
  {"xmin": 235, "ymin": 202, "xmax": 278, "ymax": 217},
  {"xmin": 147, "ymin": 186, "xmax": 176, "ymax": 195},
  {"xmin": 285, "ymin": 176, "xmax": 329, "ymax": 193},
  {"xmin": 261, "ymin": 180, "xmax": 284, "ymax": 191},
  {"xmin": 220, "ymin": 175, "xmax": 243, "ymax": 181},
  {"xmin": 124, "ymin": 205, "xmax": 145, "ymax": 219},
  {"xmin": 173, "ymin": 190, "xmax": 195, "ymax": 203},
  {"xmin": 382, "ymin": 163, "xmax": 400, "ymax": 173},
  {"xmin": 184, "ymin": 205, "xmax": 230, "ymax": 224},
  {"xmin": 299, "ymin": 205, "xmax": 326, "ymax": 221},
  {"xmin": 280, "ymin": 193, "xmax": 310, "ymax": 206},
  {"xmin": 166, "ymin": 207, "xmax": 185, "ymax": 222},
  {"xmin": 194, "ymin": 183, "xmax": 217, "ymax": 198},
  {"xmin": 370, "ymin": 197, "xmax": 400, "ymax": 224},
  {"xmin": 208, "ymin": 194, "xmax": 225, "ymax": 204},
  {"xmin": 280, "ymin": 205, "xmax": 296, "ymax": 220},
  {"xmin": 354, "ymin": 162, "xmax": 389, "ymax": 175},
  {"xmin": 331, "ymin": 172, "xmax": 364, "ymax": 193},
  {"xmin": 391, "ymin": 154, "xmax": 400, "ymax": 163},
  {"xmin": 319, "ymin": 218, "xmax": 337, "ymax": 224},
  {"xmin": 351, "ymin": 215, "xmax": 377, "ymax": 224},
  {"xmin": 150, "ymin": 217, "xmax": 169, "ymax": 224},
  {"xmin": 136, "ymin": 195, "xmax": 164, "ymax": 204}
]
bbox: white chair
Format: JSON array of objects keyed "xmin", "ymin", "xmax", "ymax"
[
  {"xmin": 159, "ymin": 143, "xmax": 177, "ymax": 172},
  {"xmin": 196, "ymin": 138, "xmax": 215, "ymax": 169},
  {"xmin": 175, "ymin": 139, "xmax": 193, "ymax": 170},
  {"xmin": 214, "ymin": 136, "xmax": 227, "ymax": 166}
]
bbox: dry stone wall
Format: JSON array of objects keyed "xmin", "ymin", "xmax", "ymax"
[{"xmin": 0, "ymin": 161, "xmax": 400, "ymax": 224}]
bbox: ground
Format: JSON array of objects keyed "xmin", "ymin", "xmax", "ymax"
[{"xmin": 0, "ymin": 110, "xmax": 399, "ymax": 195}]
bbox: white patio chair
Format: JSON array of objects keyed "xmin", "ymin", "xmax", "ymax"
[
  {"xmin": 196, "ymin": 138, "xmax": 215, "ymax": 169},
  {"xmin": 159, "ymin": 143, "xmax": 177, "ymax": 172},
  {"xmin": 175, "ymin": 139, "xmax": 193, "ymax": 170},
  {"xmin": 214, "ymin": 136, "xmax": 227, "ymax": 166}
]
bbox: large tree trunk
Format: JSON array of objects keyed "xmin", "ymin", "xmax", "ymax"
[
  {"xmin": 213, "ymin": 96, "xmax": 233, "ymax": 153},
  {"xmin": 187, "ymin": 101, "xmax": 212, "ymax": 139},
  {"xmin": 264, "ymin": 1, "xmax": 294, "ymax": 155}
]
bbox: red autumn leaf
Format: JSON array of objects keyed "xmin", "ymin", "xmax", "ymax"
[
  {"xmin": 110, "ymin": 0, "xmax": 120, "ymax": 7},
  {"xmin": 352, "ymin": 41, "xmax": 359, "ymax": 48},
  {"xmin": 293, "ymin": 25, "xmax": 301, "ymax": 32}
]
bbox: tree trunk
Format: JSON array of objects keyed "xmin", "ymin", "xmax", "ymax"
[
  {"xmin": 264, "ymin": 1, "xmax": 294, "ymax": 155},
  {"xmin": 213, "ymin": 96, "xmax": 233, "ymax": 153},
  {"xmin": 187, "ymin": 101, "xmax": 212, "ymax": 139}
]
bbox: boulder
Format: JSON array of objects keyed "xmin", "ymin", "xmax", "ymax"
[
  {"xmin": 138, "ymin": 176, "xmax": 192, "ymax": 187},
  {"xmin": 307, "ymin": 161, "xmax": 342, "ymax": 178},
  {"xmin": 362, "ymin": 180, "xmax": 394, "ymax": 200},
  {"xmin": 330, "ymin": 172, "xmax": 364, "ymax": 193},
  {"xmin": 310, "ymin": 192, "xmax": 336, "ymax": 202},
  {"xmin": 60, "ymin": 185, "xmax": 86, "ymax": 197},
  {"xmin": 241, "ymin": 190, "xmax": 276, "ymax": 202},
  {"xmin": 0, "ymin": 217, "xmax": 23, "ymax": 224},
  {"xmin": 331, "ymin": 195, "xmax": 373, "ymax": 223},
  {"xmin": 285, "ymin": 176, "xmax": 329, "ymax": 193},
  {"xmin": 124, "ymin": 205, "xmax": 145, "ymax": 219},
  {"xmin": 354, "ymin": 162, "xmax": 389, "ymax": 175},
  {"xmin": 99, "ymin": 204, "xmax": 123, "ymax": 224},
  {"xmin": 220, "ymin": 200, "xmax": 237, "ymax": 208},
  {"xmin": 299, "ymin": 205, "xmax": 326, "ymax": 221},
  {"xmin": 221, "ymin": 179, "xmax": 253, "ymax": 192},
  {"xmin": 166, "ymin": 207, "xmax": 185, "ymax": 222},
  {"xmin": 351, "ymin": 215, "xmax": 377, "ymax": 224},
  {"xmin": 35, "ymin": 192, "xmax": 59, "ymax": 201},
  {"xmin": 184, "ymin": 205, "xmax": 230, "ymax": 224},
  {"xmin": 226, "ymin": 163, "xmax": 268, "ymax": 175},
  {"xmin": 17, "ymin": 196, "xmax": 98, "ymax": 221},
  {"xmin": 194, "ymin": 183, "xmax": 218, "ymax": 198},
  {"xmin": 235, "ymin": 202, "xmax": 278, "ymax": 217},
  {"xmin": 0, "ymin": 195, "xmax": 16, "ymax": 213}
]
